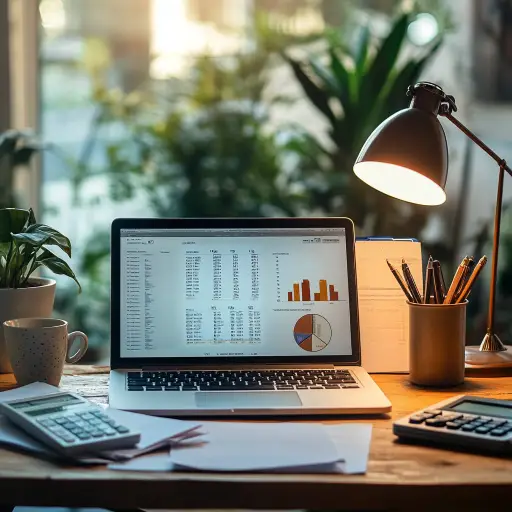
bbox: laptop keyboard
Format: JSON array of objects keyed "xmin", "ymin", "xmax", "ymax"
[{"xmin": 126, "ymin": 369, "xmax": 359, "ymax": 391}]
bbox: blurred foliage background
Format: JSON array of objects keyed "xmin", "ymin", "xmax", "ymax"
[{"xmin": 25, "ymin": 0, "xmax": 507, "ymax": 360}]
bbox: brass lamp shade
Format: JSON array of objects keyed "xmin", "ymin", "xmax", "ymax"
[{"xmin": 353, "ymin": 107, "xmax": 449, "ymax": 206}]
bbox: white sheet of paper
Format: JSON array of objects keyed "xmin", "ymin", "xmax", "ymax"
[
  {"xmin": 108, "ymin": 423, "xmax": 373, "ymax": 474},
  {"xmin": 169, "ymin": 421, "xmax": 340, "ymax": 472},
  {"xmin": 324, "ymin": 423, "xmax": 372, "ymax": 474},
  {"xmin": 0, "ymin": 382, "xmax": 201, "ymax": 463},
  {"xmin": 356, "ymin": 240, "xmax": 423, "ymax": 372},
  {"xmin": 100, "ymin": 408, "xmax": 201, "ymax": 460}
]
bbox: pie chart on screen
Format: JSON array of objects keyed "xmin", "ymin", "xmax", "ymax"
[{"xmin": 294, "ymin": 314, "xmax": 332, "ymax": 352}]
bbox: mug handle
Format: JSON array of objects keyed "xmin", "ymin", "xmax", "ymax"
[{"xmin": 66, "ymin": 331, "xmax": 88, "ymax": 364}]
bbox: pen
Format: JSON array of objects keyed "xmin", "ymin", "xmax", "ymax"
[
  {"xmin": 423, "ymin": 256, "xmax": 434, "ymax": 303},
  {"xmin": 402, "ymin": 258, "xmax": 422, "ymax": 303},
  {"xmin": 432, "ymin": 260, "xmax": 444, "ymax": 303},
  {"xmin": 456, "ymin": 255, "xmax": 488, "ymax": 303},
  {"xmin": 386, "ymin": 260, "xmax": 414, "ymax": 302},
  {"xmin": 444, "ymin": 256, "xmax": 470, "ymax": 304}
]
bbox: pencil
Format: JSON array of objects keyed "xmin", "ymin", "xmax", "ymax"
[
  {"xmin": 456, "ymin": 255, "xmax": 488, "ymax": 303},
  {"xmin": 444, "ymin": 256, "xmax": 470, "ymax": 304},
  {"xmin": 453, "ymin": 256, "xmax": 474, "ymax": 302},
  {"xmin": 402, "ymin": 258, "xmax": 422, "ymax": 303},
  {"xmin": 386, "ymin": 260, "xmax": 414, "ymax": 302}
]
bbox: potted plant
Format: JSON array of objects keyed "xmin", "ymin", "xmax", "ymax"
[{"xmin": 0, "ymin": 207, "xmax": 80, "ymax": 372}]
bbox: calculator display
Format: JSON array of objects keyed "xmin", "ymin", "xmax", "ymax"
[
  {"xmin": 9, "ymin": 394, "xmax": 82, "ymax": 417},
  {"xmin": 450, "ymin": 400, "xmax": 512, "ymax": 419}
]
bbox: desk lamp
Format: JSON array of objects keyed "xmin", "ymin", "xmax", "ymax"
[{"xmin": 353, "ymin": 81, "xmax": 512, "ymax": 369}]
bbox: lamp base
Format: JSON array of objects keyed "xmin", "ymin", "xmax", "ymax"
[{"xmin": 465, "ymin": 333, "xmax": 512, "ymax": 370}]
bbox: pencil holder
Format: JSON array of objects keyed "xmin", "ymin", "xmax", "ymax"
[{"xmin": 408, "ymin": 301, "xmax": 467, "ymax": 387}]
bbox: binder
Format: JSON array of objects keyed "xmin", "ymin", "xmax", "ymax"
[{"xmin": 355, "ymin": 238, "xmax": 423, "ymax": 373}]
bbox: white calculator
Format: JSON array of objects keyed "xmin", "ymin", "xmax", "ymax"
[
  {"xmin": 0, "ymin": 391, "xmax": 140, "ymax": 456},
  {"xmin": 393, "ymin": 395, "xmax": 512, "ymax": 455}
]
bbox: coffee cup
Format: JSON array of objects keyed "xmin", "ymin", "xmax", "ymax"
[{"xmin": 3, "ymin": 318, "xmax": 88, "ymax": 386}]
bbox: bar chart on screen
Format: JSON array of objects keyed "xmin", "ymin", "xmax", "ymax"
[{"xmin": 286, "ymin": 279, "xmax": 340, "ymax": 302}]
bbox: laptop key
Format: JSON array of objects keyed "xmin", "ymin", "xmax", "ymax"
[
  {"xmin": 145, "ymin": 386, "xmax": 163, "ymax": 391},
  {"xmin": 164, "ymin": 386, "xmax": 181, "ymax": 391}
]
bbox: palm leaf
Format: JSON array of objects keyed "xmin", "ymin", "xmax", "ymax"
[
  {"xmin": 354, "ymin": 24, "xmax": 370, "ymax": 78},
  {"xmin": 360, "ymin": 13, "xmax": 410, "ymax": 120},
  {"xmin": 285, "ymin": 56, "xmax": 336, "ymax": 125}
]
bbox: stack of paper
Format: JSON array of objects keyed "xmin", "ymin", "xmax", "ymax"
[
  {"xmin": 110, "ymin": 421, "xmax": 372, "ymax": 474},
  {"xmin": 0, "ymin": 382, "xmax": 201, "ymax": 464}
]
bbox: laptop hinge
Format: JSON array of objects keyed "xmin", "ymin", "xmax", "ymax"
[{"xmin": 139, "ymin": 363, "xmax": 336, "ymax": 371}]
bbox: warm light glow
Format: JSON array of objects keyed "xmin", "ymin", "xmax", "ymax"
[{"xmin": 353, "ymin": 161, "xmax": 446, "ymax": 206}]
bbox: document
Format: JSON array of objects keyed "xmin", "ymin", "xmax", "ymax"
[
  {"xmin": 356, "ymin": 239, "xmax": 423, "ymax": 372},
  {"xmin": 109, "ymin": 423, "xmax": 373, "ymax": 474}
]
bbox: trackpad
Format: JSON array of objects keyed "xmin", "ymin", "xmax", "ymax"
[{"xmin": 195, "ymin": 391, "xmax": 302, "ymax": 409}]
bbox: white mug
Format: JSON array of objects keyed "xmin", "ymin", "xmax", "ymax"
[{"xmin": 3, "ymin": 318, "xmax": 88, "ymax": 386}]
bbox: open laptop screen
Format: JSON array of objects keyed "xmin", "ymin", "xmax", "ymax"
[{"xmin": 118, "ymin": 226, "xmax": 354, "ymax": 359}]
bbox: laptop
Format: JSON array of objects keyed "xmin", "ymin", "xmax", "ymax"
[{"xmin": 109, "ymin": 217, "xmax": 391, "ymax": 416}]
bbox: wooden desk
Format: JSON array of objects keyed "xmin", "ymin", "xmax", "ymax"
[{"xmin": 1, "ymin": 368, "xmax": 512, "ymax": 511}]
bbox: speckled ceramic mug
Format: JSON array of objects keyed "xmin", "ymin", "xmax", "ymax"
[{"xmin": 3, "ymin": 318, "xmax": 88, "ymax": 386}]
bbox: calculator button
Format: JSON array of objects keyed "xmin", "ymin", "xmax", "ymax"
[
  {"xmin": 476, "ymin": 426, "xmax": 492, "ymax": 434},
  {"xmin": 74, "ymin": 420, "xmax": 88, "ymax": 427},
  {"xmin": 409, "ymin": 415, "xmax": 426, "ymax": 424},
  {"xmin": 90, "ymin": 430, "xmax": 105, "ymax": 438},
  {"xmin": 443, "ymin": 413, "xmax": 463, "ymax": 421},
  {"xmin": 81, "ymin": 413, "xmax": 94, "ymax": 420},
  {"xmin": 69, "ymin": 427, "xmax": 84, "ymax": 435},
  {"xmin": 88, "ymin": 418, "xmax": 101, "ymax": 426},
  {"xmin": 76, "ymin": 433, "xmax": 92, "ymax": 440},
  {"xmin": 446, "ymin": 422, "xmax": 462, "ymax": 430},
  {"xmin": 54, "ymin": 417, "xmax": 68, "ymax": 425},
  {"xmin": 425, "ymin": 418, "xmax": 448, "ymax": 427},
  {"xmin": 489, "ymin": 420, "xmax": 507, "ymax": 427},
  {"xmin": 490, "ymin": 429, "xmax": 508, "ymax": 437},
  {"xmin": 37, "ymin": 419, "xmax": 56, "ymax": 427},
  {"xmin": 424, "ymin": 409, "xmax": 442, "ymax": 416},
  {"xmin": 61, "ymin": 422, "xmax": 76, "ymax": 430},
  {"xmin": 462, "ymin": 424, "xmax": 477, "ymax": 432},
  {"xmin": 115, "ymin": 426, "xmax": 130, "ymax": 434},
  {"xmin": 462, "ymin": 415, "xmax": 479, "ymax": 421},
  {"xmin": 103, "ymin": 428, "xmax": 116, "ymax": 436}
]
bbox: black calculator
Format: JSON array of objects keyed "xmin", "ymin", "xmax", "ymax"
[{"xmin": 393, "ymin": 395, "xmax": 512, "ymax": 455}]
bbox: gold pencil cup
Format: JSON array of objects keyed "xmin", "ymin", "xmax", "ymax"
[{"xmin": 408, "ymin": 301, "xmax": 467, "ymax": 387}]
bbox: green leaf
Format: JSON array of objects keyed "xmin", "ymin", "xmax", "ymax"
[
  {"xmin": 360, "ymin": 13, "xmax": 410, "ymax": 113},
  {"xmin": 354, "ymin": 24, "xmax": 370, "ymax": 77},
  {"xmin": 25, "ymin": 224, "xmax": 72, "ymax": 256},
  {"xmin": 376, "ymin": 37, "xmax": 443, "ymax": 124},
  {"xmin": 28, "ymin": 208, "xmax": 37, "ymax": 226},
  {"xmin": 11, "ymin": 231, "xmax": 52, "ymax": 246},
  {"xmin": 285, "ymin": 56, "xmax": 336, "ymax": 125},
  {"xmin": 0, "ymin": 208, "xmax": 29, "ymax": 242},
  {"xmin": 36, "ymin": 249, "xmax": 81, "ymax": 292},
  {"xmin": 309, "ymin": 58, "xmax": 339, "ymax": 96},
  {"xmin": 329, "ymin": 49, "xmax": 352, "ymax": 115}
]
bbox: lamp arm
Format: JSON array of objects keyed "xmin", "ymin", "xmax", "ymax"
[
  {"xmin": 442, "ymin": 111, "xmax": 507, "ymax": 343},
  {"xmin": 442, "ymin": 112, "xmax": 512, "ymax": 178}
]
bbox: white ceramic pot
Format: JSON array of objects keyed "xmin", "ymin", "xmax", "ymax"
[{"xmin": 0, "ymin": 278, "xmax": 56, "ymax": 373}]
